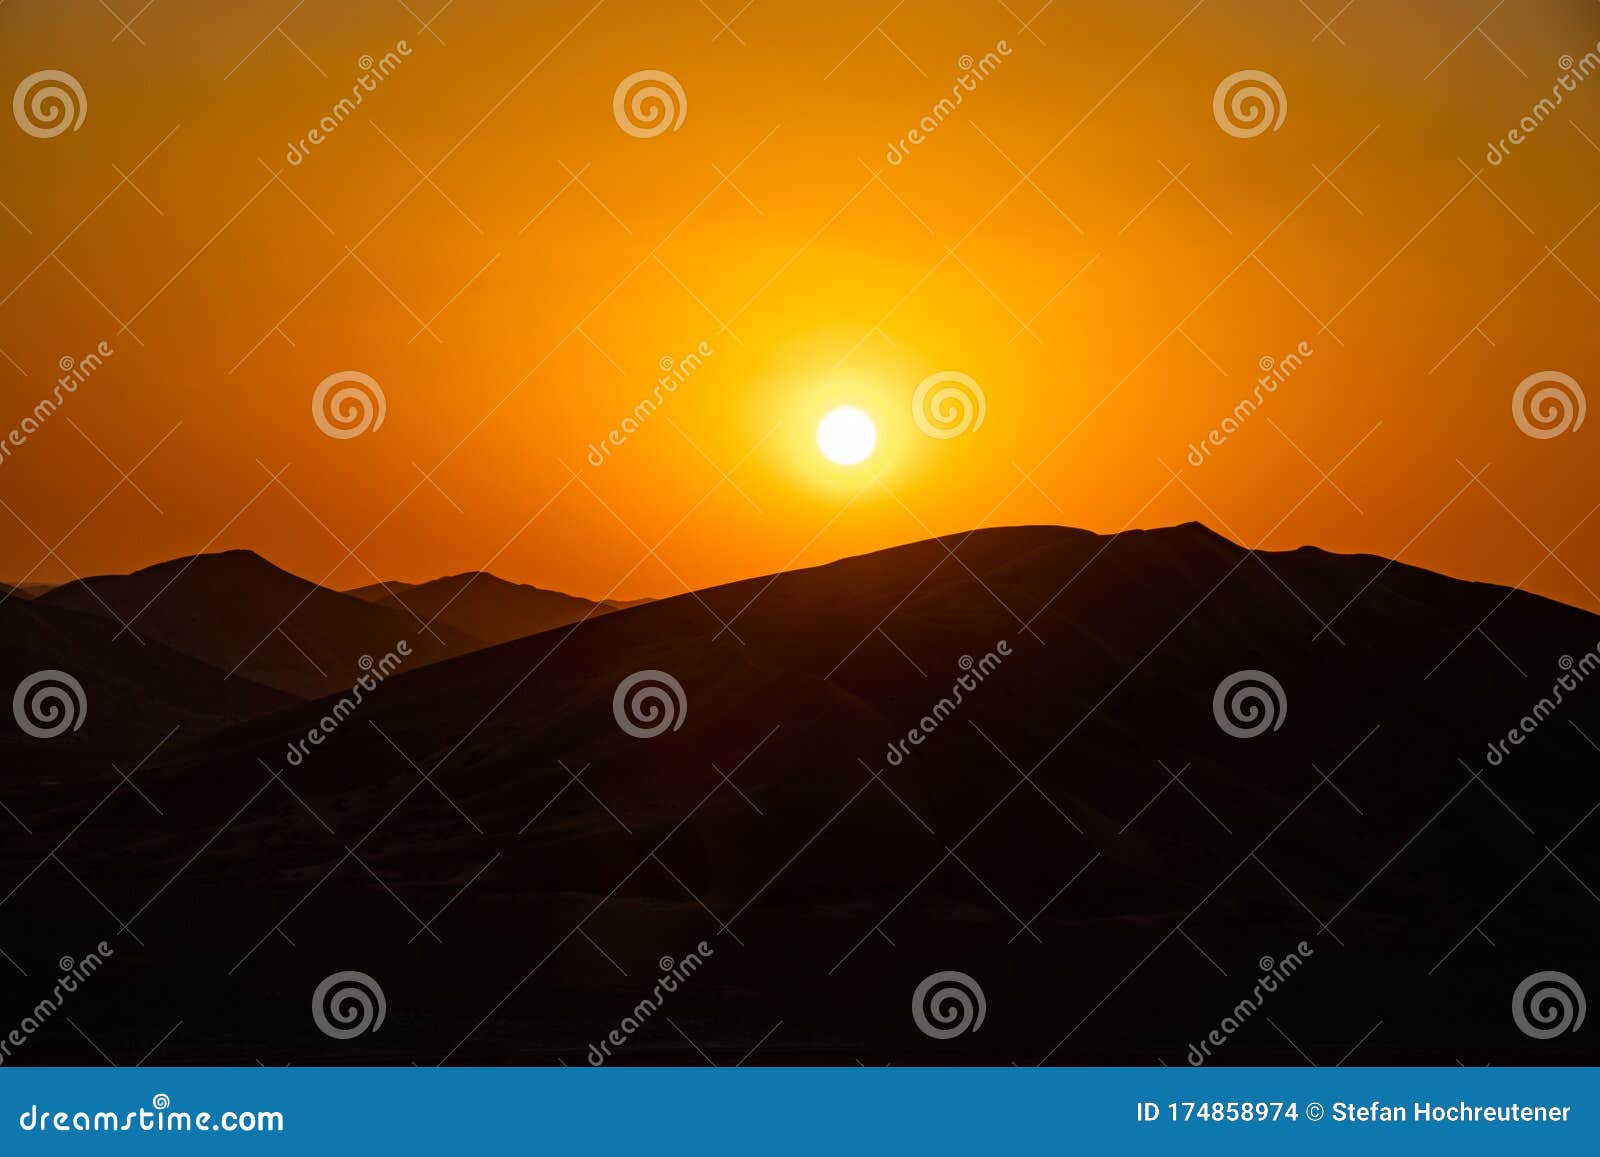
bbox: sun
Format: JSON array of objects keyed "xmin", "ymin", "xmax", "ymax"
[{"xmin": 817, "ymin": 406, "xmax": 876, "ymax": 465}]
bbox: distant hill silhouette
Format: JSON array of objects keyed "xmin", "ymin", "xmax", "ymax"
[
  {"xmin": 1, "ymin": 581, "xmax": 55, "ymax": 600},
  {"xmin": 37, "ymin": 550, "xmax": 482, "ymax": 699},
  {"xmin": 344, "ymin": 571, "xmax": 637, "ymax": 648},
  {"xmin": 4, "ymin": 525, "xmax": 1597, "ymax": 1065}
]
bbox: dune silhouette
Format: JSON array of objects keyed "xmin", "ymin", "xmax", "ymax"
[{"xmin": 3, "ymin": 524, "xmax": 1597, "ymax": 1065}]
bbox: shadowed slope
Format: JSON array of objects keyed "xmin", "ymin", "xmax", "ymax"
[
  {"xmin": 6, "ymin": 525, "xmax": 1598, "ymax": 1066},
  {"xmin": 0, "ymin": 597, "xmax": 295, "ymax": 755}
]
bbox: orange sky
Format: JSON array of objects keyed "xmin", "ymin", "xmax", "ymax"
[{"xmin": 1, "ymin": 0, "xmax": 1598, "ymax": 609}]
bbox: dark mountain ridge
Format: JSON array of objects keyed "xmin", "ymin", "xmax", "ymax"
[
  {"xmin": 4, "ymin": 524, "xmax": 1597, "ymax": 1066},
  {"xmin": 345, "ymin": 570, "xmax": 631, "ymax": 648},
  {"xmin": 37, "ymin": 549, "xmax": 482, "ymax": 698}
]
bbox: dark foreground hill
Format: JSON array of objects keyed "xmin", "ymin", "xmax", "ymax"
[{"xmin": 2, "ymin": 524, "xmax": 1597, "ymax": 1065}]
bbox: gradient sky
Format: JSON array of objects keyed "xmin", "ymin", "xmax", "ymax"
[{"xmin": 1, "ymin": 0, "xmax": 1598, "ymax": 609}]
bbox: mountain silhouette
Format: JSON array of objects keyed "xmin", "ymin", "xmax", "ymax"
[
  {"xmin": 344, "ymin": 571, "xmax": 632, "ymax": 648},
  {"xmin": 4, "ymin": 524, "xmax": 1597, "ymax": 1065},
  {"xmin": 1, "ymin": 581, "xmax": 54, "ymax": 600},
  {"xmin": 36, "ymin": 550, "xmax": 482, "ymax": 698}
]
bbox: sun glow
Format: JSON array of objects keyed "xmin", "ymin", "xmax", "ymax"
[{"xmin": 816, "ymin": 406, "xmax": 877, "ymax": 466}]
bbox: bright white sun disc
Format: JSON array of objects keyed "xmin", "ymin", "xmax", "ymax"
[{"xmin": 817, "ymin": 406, "xmax": 876, "ymax": 465}]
